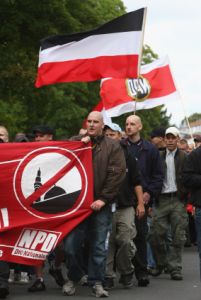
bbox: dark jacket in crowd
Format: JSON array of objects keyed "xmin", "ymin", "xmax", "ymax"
[
  {"xmin": 116, "ymin": 140, "xmax": 142, "ymax": 208},
  {"xmin": 160, "ymin": 148, "xmax": 188, "ymax": 201},
  {"xmin": 71, "ymin": 134, "xmax": 126, "ymax": 205},
  {"xmin": 181, "ymin": 146, "xmax": 201, "ymax": 207},
  {"xmin": 92, "ymin": 135, "xmax": 126, "ymax": 204},
  {"xmin": 122, "ymin": 138, "xmax": 164, "ymax": 202}
]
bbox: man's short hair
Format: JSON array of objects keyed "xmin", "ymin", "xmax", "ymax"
[
  {"xmin": 179, "ymin": 138, "xmax": 188, "ymax": 144},
  {"xmin": 194, "ymin": 135, "xmax": 201, "ymax": 143},
  {"xmin": 150, "ymin": 127, "xmax": 166, "ymax": 138},
  {"xmin": 32, "ymin": 125, "xmax": 54, "ymax": 135},
  {"xmin": 14, "ymin": 133, "xmax": 29, "ymax": 142}
]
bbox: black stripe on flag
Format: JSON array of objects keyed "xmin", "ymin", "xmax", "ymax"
[{"xmin": 40, "ymin": 8, "xmax": 145, "ymax": 50}]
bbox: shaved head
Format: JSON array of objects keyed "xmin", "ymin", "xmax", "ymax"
[
  {"xmin": 125, "ymin": 115, "xmax": 142, "ymax": 141},
  {"xmin": 126, "ymin": 115, "xmax": 142, "ymax": 127},
  {"xmin": 86, "ymin": 111, "xmax": 104, "ymax": 137},
  {"xmin": 88, "ymin": 111, "xmax": 103, "ymax": 123}
]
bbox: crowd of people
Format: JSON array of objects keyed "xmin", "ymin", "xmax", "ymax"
[{"xmin": 0, "ymin": 112, "xmax": 200, "ymax": 299}]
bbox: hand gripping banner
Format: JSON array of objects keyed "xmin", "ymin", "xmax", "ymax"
[{"xmin": 0, "ymin": 141, "xmax": 93, "ymax": 265}]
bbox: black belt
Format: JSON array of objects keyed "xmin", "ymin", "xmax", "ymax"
[{"xmin": 162, "ymin": 192, "xmax": 177, "ymax": 198}]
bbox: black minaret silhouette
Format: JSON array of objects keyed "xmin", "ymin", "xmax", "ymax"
[
  {"xmin": 31, "ymin": 167, "xmax": 81, "ymax": 214},
  {"xmin": 34, "ymin": 168, "xmax": 42, "ymax": 202}
]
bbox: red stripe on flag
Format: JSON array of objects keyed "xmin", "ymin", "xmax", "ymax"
[
  {"xmin": 35, "ymin": 55, "xmax": 139, "ymax": 87},
  {"xmin": 145, "ymin": 65, "xmax": 176, "ymax": 98}
]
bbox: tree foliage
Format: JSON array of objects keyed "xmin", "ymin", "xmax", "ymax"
[
  {"xmin": 180, "ymin": 113, "xmax": 201, "ymax": 127},
  {"xmin": 0, "ymin": 0, "xmax": 170, "ymax": 140}
]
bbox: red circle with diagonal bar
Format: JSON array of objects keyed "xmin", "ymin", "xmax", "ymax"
[{"xmin": 13, "ymin": 146, "xmax": 88, "ymax": 219}]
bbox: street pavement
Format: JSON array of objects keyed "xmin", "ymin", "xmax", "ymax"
[{"xmin": 9, "ymin": 246, "xmax": 200, "ymax": 300}]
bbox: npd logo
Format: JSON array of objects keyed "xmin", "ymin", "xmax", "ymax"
[{"xmin": 12, "ymin": 228, "xmax": 61, "ymax": 260}]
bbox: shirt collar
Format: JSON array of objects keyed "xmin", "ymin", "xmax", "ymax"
[
  {"xmin": 127, "ymin": 138, "xmax": 142, "ymax": 146},
  {"xmin": 166, "ymin": 148, "xmax": 177, "ymax": 156}
]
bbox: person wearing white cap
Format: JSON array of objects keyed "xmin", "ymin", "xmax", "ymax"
[
  {"xmin": 104, "ymin": 123, "xmax": 122, "ymax": 140},
  {"xmin": 165, "ymin": 126, "xmax": 180, "ymax": 137},
  {"xmin": 148, "ymin": 126, "xmax": 188, "ymax": 280}
]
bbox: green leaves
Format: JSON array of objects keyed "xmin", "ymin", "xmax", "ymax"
[{"xmin": 0, "ymin": 0, "xmax": 170, "ymax": 140}]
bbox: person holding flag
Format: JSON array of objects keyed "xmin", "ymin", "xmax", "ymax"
[
  {"xmin": 27, "ymin": 125, "xmax": 65, "ymax": 292},
  {"xmin": 0, "ymin": 126, "xmax": 9, "ymax": 299},
  {"xmin": 62, "ymin": 111, "xmax": 126, "ymax": 297}
]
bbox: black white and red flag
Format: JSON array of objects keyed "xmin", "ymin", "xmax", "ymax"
[
  {"xmin": 100, "ymin": 56, "xmax": 180, "ymax": 117},
  {"xmin": 35, "ymin": 8, "xmax": 146, "ymax": 87},
  {"xmin": 0, "ymin": 141, "xmax": 93, "ymax": 265}
]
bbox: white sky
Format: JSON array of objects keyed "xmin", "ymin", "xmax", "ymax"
[{"xmin": 122, "ymin": 0, "xmax": 201, "ymax": 126}]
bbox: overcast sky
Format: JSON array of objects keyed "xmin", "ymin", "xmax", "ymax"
[{"xmin": 122, "ymin": 0, "xmax": 201, "ymax": 126}]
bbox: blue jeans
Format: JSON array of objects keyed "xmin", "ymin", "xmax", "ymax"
[
  {"xmin": 64, "ymin": 205, "xmax": 112, "ymax": 285},
  {"xmin": 147, "ymin": 216, "xmax": 156, "ymax": 268},
  {"xmin": 195, "ymin": 207, "xmax": 201, "ymax": 281}
]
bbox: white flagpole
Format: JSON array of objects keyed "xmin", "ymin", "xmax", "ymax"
[
  {"xmin": 178, "ymin": 93, "xmax": 195, "ymax": 148},
  {"xmin": 168, "ymin": 56, "xmax": 195, "ymax": 148}
]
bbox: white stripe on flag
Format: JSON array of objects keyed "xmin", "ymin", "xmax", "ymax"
[
  {"xmin": 39, "ymin": 31, "xmax": 142, "ymax": 67},
  {"xmin": 141, "ymin": 56, "xmax": 169, "ymax": 74},
  {"xmin": 105, "ymin": 91, "xmax": 180, "ymax": 117}
]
